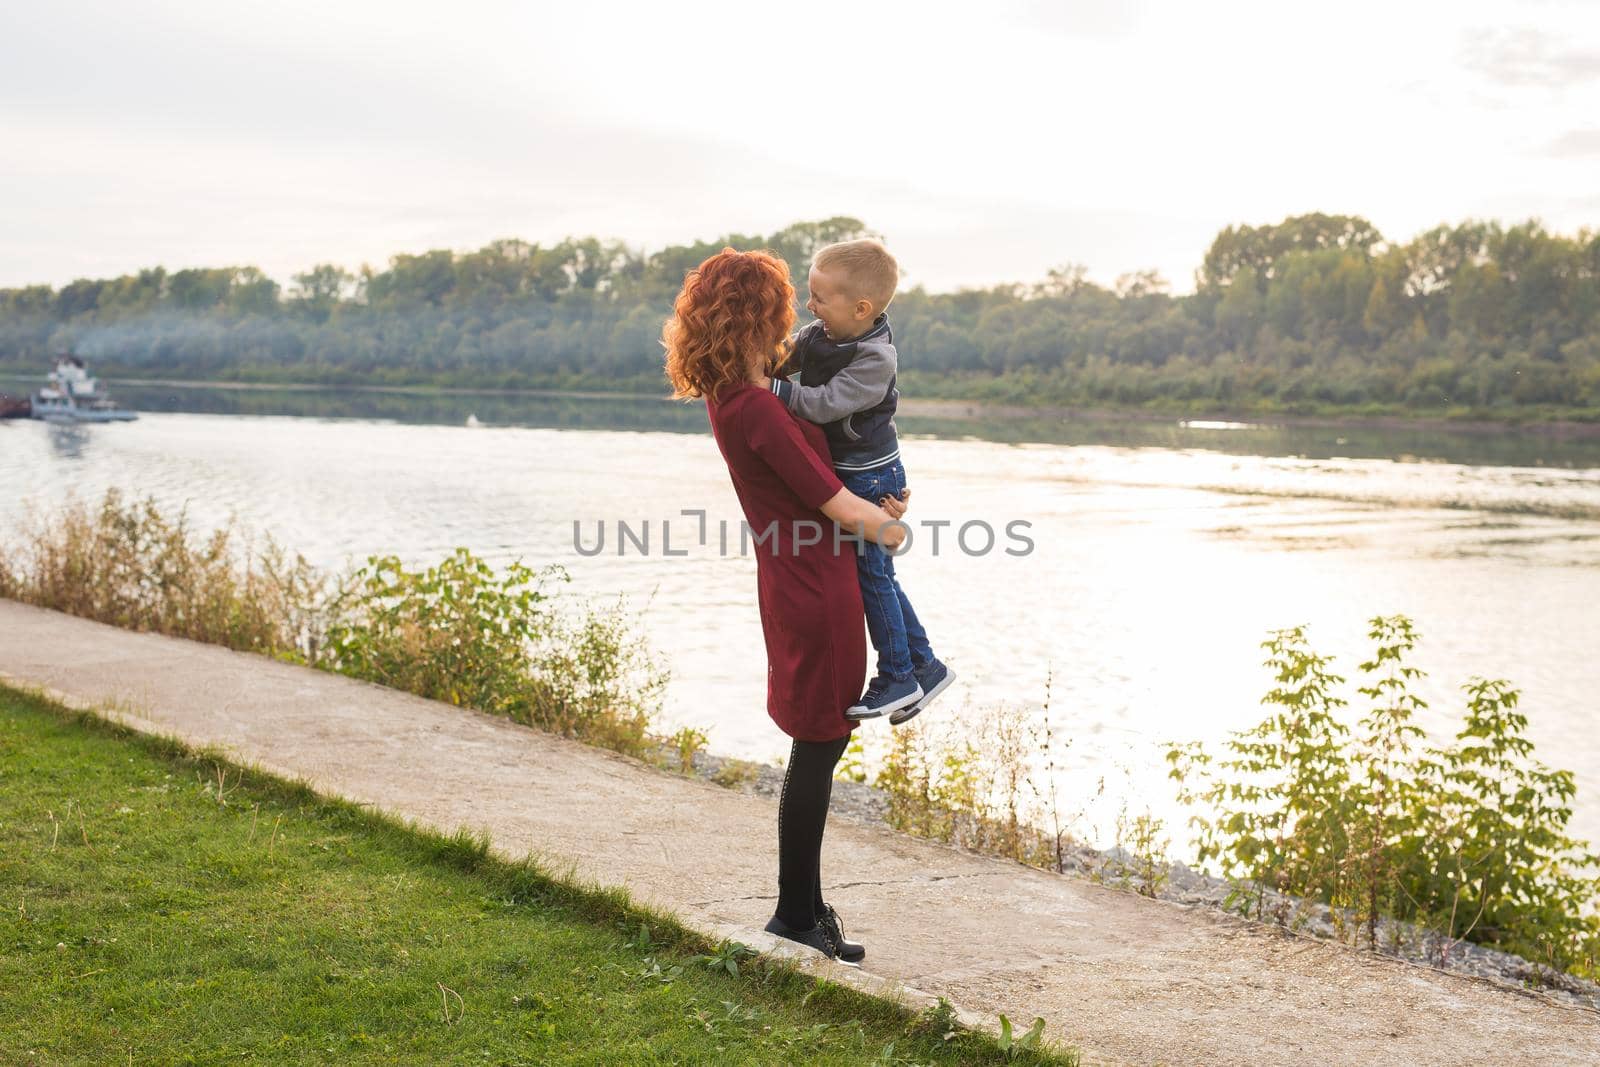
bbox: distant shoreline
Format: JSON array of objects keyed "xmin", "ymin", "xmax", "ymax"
[
  {"xmin": 5, "ymin": 373, "xmax": 1600, "ymax": 440},
  {"xmin": 895, "ymin": 397, "xmax": 1600, "ymax": 439}
]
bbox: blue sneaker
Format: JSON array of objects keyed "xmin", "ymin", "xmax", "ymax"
[
  {"xmin": 846, "ymin": 674, "xmax": 923, "ymax": 721},
  {"xmin": 890, "ymin": 659, "xmax": 955, "ymax": 725}
]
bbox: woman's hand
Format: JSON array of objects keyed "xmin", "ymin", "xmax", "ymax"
[
  {"xmin": 878, "ymin": 513, "xmax": 907, "ymax": 550},
  {"xmin": 820, "ymin": 488, "xmax": 907, "ymax": 550},
  {"xmin": 879, "ymin": 487, "xmax": 910, "ymax": 520}
]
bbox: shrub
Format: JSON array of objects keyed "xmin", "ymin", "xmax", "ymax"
[
  {"xmin": 875, "ymin": 706, "xmax": 1066, "ymax": 869},
  {"xmin": 525, "ymin": 589, "xmax": 666, "ymax": 754},
  {"xmin": 3, "ymin": 492, "xmax": 668, "ymax": 759},
  {"xmin": 0, "ymin": 489, "xmax": 322, "ymax": 656},
  {"xmin": 325, "ymin": 550, "xmax": 557, "ymax": 716},
  {"xmin": 1167, "ymin": 615, "xmax": 1600, "ymax": 976},
  {"xmin": 324, "ymin": 551, "xmax": 666, "ymax": 755}
]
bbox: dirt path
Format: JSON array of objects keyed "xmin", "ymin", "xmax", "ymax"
[{"xmin": 2, "ymin": 600, "xmax": 1593, "ymax": 1065}]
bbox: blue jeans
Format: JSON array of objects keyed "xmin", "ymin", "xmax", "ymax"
[{"xmin": 837, "ymin": 460, "xmax": 933, "ymax": 683}]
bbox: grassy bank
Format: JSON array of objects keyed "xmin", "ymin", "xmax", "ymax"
[{"xmin": 0, "ymin": 684, "xmax": 1070, "ymax": 1065}]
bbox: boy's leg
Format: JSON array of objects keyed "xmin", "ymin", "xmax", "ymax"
[
  {"xmin": 886, "ymin": 575, "xmax": 953, "ymax": 725},
  {"xmin": 855, "ymin": 541, "xmax": 915, "ymax": 681},
  {"xmin": 866, "ymin": 531, "xmax": 933, "ymax": 671},
  {"xmin": 893, "ymin": 579, "xmax": 934, "ymax": 670},
  {"xmin": 838, "ymin": 463, "xmax": 915, "ymax": 682},
  {"xmin": 869, "ymin": 464, "xmax": 952, "ymax": 724},
  {"xmin": 872, "ymin": 460, "xmax": 931, "ymax": 669}
]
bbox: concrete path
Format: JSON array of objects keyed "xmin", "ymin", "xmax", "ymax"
[{"xmin": 2, "ymin": 599, "xmax": 1594, "ymax": 1066}]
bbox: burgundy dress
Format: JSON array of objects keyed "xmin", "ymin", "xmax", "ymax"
[{"xmin": 707, "ymin": 383, "xmax": 867, "ymax": 743}]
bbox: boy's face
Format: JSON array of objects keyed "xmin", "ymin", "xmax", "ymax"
[{"xmin": 806, "ymin": 266, "xmax": 874, "ymax": 340}]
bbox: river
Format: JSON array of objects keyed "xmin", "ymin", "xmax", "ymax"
[{"xmin": 3, "ymin": 379, "xmax": 1598, "ymax": 850}]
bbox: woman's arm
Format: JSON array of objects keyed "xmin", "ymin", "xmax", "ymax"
[
  {"xmin": 738, "ymin": 390, "xmax": 910, "ymax": 549},
  {"xmin": 820, "ymin": 487, "xmax": 907, "ymax": 550}
]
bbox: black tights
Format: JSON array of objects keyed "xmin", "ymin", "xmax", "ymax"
[{"xmin": 774, "ymin": 733, "xmax": 850, "ymax": 931}]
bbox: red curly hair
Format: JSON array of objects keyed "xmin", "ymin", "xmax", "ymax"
[{"xmin": 662, "ymin": 248, "xmax": 795, "ymax": 401}]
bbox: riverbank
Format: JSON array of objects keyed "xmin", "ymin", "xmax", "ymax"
[
  {"xmin": 13, "ymin": 372, "xmax": 1600, "ymax": 439},
  {"xmin": 897, "ymin": 395, "xmax": 1600, "ymax": 439},
  {"xmin": 3, "ymin": 599, "xmax": 1593, "ymax": 1065},
  {"xmin": 682, "ymin": 748, "xmax": 1600, "ymax": 1013}
]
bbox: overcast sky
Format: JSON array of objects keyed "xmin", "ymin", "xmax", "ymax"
[{"xmin": 3, "ymin": 0, "xmax": 1599, "ymax": 294}]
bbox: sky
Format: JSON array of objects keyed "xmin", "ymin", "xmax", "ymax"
[{"xmin": 3, "ymin": 0, "xmax": 1599, "ymax": 295}]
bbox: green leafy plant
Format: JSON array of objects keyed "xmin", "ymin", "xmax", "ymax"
[
  {"xmin": 711, "ymin": 758, "xmax": 761, "ymax": 791},
  {"xmin": 2, "ymin": 493, "xmax": 670, "ymax": 762},
  {"xmin": 1167, "ymin": 615, "xmax": 1600, "ymax": 977},
  {"xmin": 1167, "ymin": 623, "xmax": 1354, "ymax": 923},
  {"xmin": 836, "ymin": 734, "xmax": 869, "ymax": 784},
  {"xmin": 691, "ymin": 940, "xmax": 757, "ymax": 978},
  {"xmin": 669, "ymin": 726, "xmax": 709, "ymax": 774},
  {"xmin": 996, "ymin": 1014, "xmax": 1046, "ymax": 1060},
  {"xmin": 907, "ymin": 998, "xmax": 960, "ymax": 1042},
  {"xmin": 617, "ymin": 956, "xmax": 683, "ymax": 985},
  {"xmin": 324, "ymin": 550, "xmax": 666, "ymax": 754},
  {"xmin": 1409, "ymin": 677, "xmax": 1597, "ymax": 968},
  {"xmin": 875, "ymin": 711, "xmax": 1065, "ymax": 867},
  {"xmin": 325, "ymin": 549, "xmax": 555, "ymax": 717},
  {"xmin": 526, "ymin": 590, "xmax": 668, "ymax": 753},
  {"xmin": 1111, "ymin": 806, "xmax": 1170, "ymax": 899},
  {"xmin": 622, "ymin": 921, "xmax": 656, "ymax": 954},
  {"xmin": 1346, "ymin": 614, "xmax": 1429, "ymax": 948}
]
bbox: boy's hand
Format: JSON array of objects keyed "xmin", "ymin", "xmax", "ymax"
[
  {"xmin": 756, "ymin": 375, "xmax": 772, "ymax": 390},
  {"xmin": 880, "ymin": 487, "xmax": 910, "ymax": 519}
]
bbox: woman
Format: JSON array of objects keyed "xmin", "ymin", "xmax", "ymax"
[{"xmin": 663, "ymin": 248, "xmax": 909, "ymax": 963}]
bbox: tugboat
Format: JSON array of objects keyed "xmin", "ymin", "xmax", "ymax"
[{"xmin": 30, "ymin": 355, "xmax": 138, "ymax": 423}]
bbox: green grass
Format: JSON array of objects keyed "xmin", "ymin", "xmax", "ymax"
[{"xmin": 0, "ymin": 685, "xmax": 1072, "ymax": 1065}]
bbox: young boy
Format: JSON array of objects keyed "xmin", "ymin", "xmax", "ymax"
[{"xmin": 764, "ymin": 239, "xmax": 953, "ymax": 724}]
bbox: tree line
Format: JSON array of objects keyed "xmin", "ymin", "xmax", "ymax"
[{"xmin": 3, "ymin": 213, "xmax": 1598, "ymax": 415}]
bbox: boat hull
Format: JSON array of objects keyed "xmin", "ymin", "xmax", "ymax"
[{"xmin": 27, "ymin": 358, "xmax": 139, "ymax": 422}]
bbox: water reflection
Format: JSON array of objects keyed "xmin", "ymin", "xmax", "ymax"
[{"xmin": 47, "ymin": 423, "xmax": 92, "ymax": 459}]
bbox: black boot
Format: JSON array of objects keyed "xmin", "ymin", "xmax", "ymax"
[
  {"xmin": 817, "ymin": 904, "xmax": 865, "ymax": 963},
  {"xmin": 763, "ymin": 914, "xmax": 855, "ymax": 965}
]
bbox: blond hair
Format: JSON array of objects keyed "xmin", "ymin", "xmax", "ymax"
[{"xmin": 813, "ymin": 239, "xmax": 899, "ymax": 313}]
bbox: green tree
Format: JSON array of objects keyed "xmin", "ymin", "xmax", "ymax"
[
  {"xmin": 3, "ymin": 213, "xmax": 1597, "ymax": 417},
  {"xmin": 289, "ymin": 264, "xmax": 355, "ymax": 323},
  {"xmin": 1199, "ymin": 213, "xmax": 1383, "ymax": 293}
]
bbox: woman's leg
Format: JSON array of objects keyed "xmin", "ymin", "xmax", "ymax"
[{"xmin": 774, "ymin": 734, "xmax": 850, "ymax": 930}]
